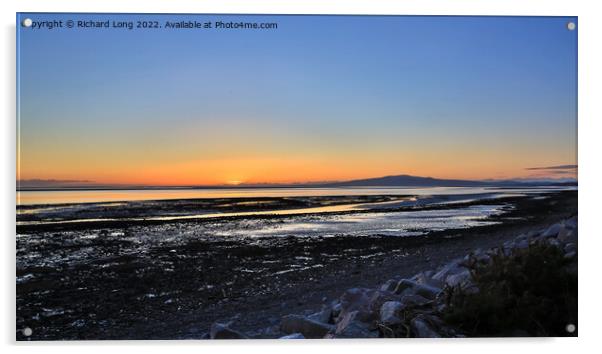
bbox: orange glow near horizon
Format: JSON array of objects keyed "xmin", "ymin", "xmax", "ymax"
[
  {"xmin": 16, "ymin": 148, "xmax": 577, "ymax": 186},
  {"xmin": 17, "ymin": 15, "xmax": 577, "ymax": 188}
]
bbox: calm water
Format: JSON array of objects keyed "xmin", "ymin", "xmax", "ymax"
[{"xmin": 16, "ymin": 186, "xmax": 570, "ymax": 206}]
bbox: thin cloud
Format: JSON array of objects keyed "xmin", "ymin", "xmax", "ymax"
[
  {"xmin": 17, "ymin": 179, "xmax": 94, "ymax": 188},
  {"xmin": 18, "ymin": 179, "xmax": 93, "ymax": 183},
  {"xmin": 525, "ymin": 165, "xmax": 577, "ymax": 171}
]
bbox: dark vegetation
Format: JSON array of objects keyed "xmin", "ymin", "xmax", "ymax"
[{"xmin": 442, "ymin": 242, "xmax": 577, "ymax": 337}]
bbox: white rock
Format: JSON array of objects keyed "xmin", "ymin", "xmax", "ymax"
[
  {"xmin": 557, "ymin": 228, "xmax": 575, "ymax": 243},
  {"xmin": 547, "ymin": 238, "xmax": 561, "ymax": 248},
  {"xmin": 432, "ymin": 259, "xmax": 465, "ymax": 282},
  {"xmin": 474, "ymin": 253, "xmax": 491, "ymax": 264},
  {"xmin": 307, "ymin": 307, "xmax": 332, "ymax": 324},
  {"xmin": 380, "ymin": 279, "xmax": 399, "ymax": 292},
  {"xmin": 340, "ymin": 288, "xmax": 373, "ymax": 312},
  {"xmin": 410, "ymin": 317, "xmax": 440, "ymax": 338},
  {"xmin": 210, "ymin": 322, "xmax": 248, "ymax": 339},
  {"xmin": 565, "ymin": 217, "xmax": 577, "ymax": 230},
  {"xmin": 331, "ymin": 302, "xmax": 342, "ymax": 319},
  {"xmin": 395, "ymin": 279, "xmax": 441, "ymax": 299},
  {"xmin": 414, "ymin": 283, "xmax": 442, "ymax": 299},
  {"xmin": 399, "ymin": 294, "xmax": 431, "ymax": 307},
  {"xmin": 279, "ymin": 333, "xmax": 305, "ymax": 339},
  {"xmin": 380, "ymin": 301, "xmax": 404, "ymax": 325},
  {"xmin": 504, "ymin": 240, "xmax": 515, "ymax": 248},
  {"xmin": 515, "ymin": 234, "xmax": 529, "ymax": 242},
  {"xmin": 280, "ymin": 314, "xmax": 334, "ymax": 339},
  {"xmin": 515, "ymin": 239, "xmax": 529, "ymax": 249},
  {"xmin": 337, "ymin": 287, "xmax": 394, "ymax": 324},
  {"xmin": 334, "ymin": 310, "xmax": 378, "ymax": 338},
  {"xmin": 413, "ymin": 271, "xmax": 444, "ymax": 288},
  {"xmin": 393, "ymin": 279, "xmax": 416, "ymax": 294},
  {"xmin": 445, "ymin": 269, "xmax": 471, "ymax": 288},
  {"xmin": 564, "ymin": 251, "xmax": 577, "ymax": 259},
  {"xmin": 542, "ymin": 223, "xmax": 562, "ymax": 238},
  {"xmin": 564, "ymin": 242, "xmax": 576, "ymax": 253}
]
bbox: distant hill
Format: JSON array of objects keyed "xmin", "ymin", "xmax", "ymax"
[
  {"xmin": 17, "ymin": 174, "xmax": 576, "ymax": 191},
  {"xmin": 325, "ymin": 174, "xmax": 484, "ymax": 187},
  {"xmin": 323, "ymin": 174, "xmax": 576, "ymax": 188}
]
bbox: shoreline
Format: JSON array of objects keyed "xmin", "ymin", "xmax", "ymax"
[
  {"xmin": 16, "ymin": 191, "xmax": 559, "ymax": 233},
  {"xmin": 16, "ymin": 191, "xmax": 577, "ymax": 340}
]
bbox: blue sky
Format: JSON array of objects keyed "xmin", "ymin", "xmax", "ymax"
[{"xmin": 17, "ymin": 14, "xmax": 577, "ymax": 185}]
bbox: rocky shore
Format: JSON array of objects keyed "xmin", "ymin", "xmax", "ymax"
[
  {"xmin": 16, "ymin": 191, "xmax": 577, "ymax": 340},
  {"xmin": 208, "ymin": 216, "xmax": 578, "ymax": 339}
]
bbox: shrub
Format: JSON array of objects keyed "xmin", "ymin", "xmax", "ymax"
[{"xmin": 442, "ymin": 242, "xmax": 577, "ymax": 337}]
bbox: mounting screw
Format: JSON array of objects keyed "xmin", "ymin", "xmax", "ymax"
[
  {"xmin": 566, "ymin": 323, "xmax": 576, "ymax": 333},
  {"xmin": 567, "ymin": 22, "xmax": 576, "ymax": 31}
]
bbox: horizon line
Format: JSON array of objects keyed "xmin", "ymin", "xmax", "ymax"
[{"xmin": 16, "ymin": 173, "xmax": 578, "ymax": 191}]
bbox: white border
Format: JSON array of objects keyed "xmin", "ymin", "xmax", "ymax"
[{"xmin": 2, "ymin": 1, "xmax": 601, "ymax": 353}]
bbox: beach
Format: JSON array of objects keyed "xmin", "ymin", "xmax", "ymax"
[{"xmin": 15, "ymin": 189, "xmax": 576, "ymax": 340}]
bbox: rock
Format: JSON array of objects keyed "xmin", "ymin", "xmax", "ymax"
[
  {"xmin": 474, "ymin": 252, "xmax": 491, "ymax": 264},
  {"xmin": 367, "ymin": 290, "xmax": 398, "ymax": 314},
  {"xmin": 435, "ymin": 303, "xmax": 447, "ymax": 313},
  {"xmin": 337, "ymin": 288, "xmax": 395, "ymax": 324},
  {"xmin": 564, "ymin": 251, "xmax": 577, "ymax": 259},
  {"xmin": 307, "ymin": 307, "xmax": 332, "ymax": 324},
  {"xmin": 279, "ymin": 333, "xmax": 305, "ymax": 339},
  {"xmin": 412, "ymin": 270, "xmax": 434, "ymax": 281},
  {"xmin": 515, "ymin": 239, "xmax": 529, "ymax": 249},
  {"xmin": 280, "ymin": 314, "xmax": 334, "ymax": 339},
  {"xmin": 379, "ymin": 301, "xmax": 404, "ymax": 325},
  {"xmin": 547, "ymin": 238, "xmax": 561, "ymax": 248},
  {"xmin": 334, "ymin": 310, "xmax": 379, "ymax": 338},
  {"xmin": 340, "ymin": 288, "xmax": 373, "ymax": 313},
  {"xmin": 557, "ymin": 228, "xmax": 576, "ymax": 243},
  {"xmin": 410, "ymin": 316, "xmax": 441, "ymax": 338},
  {"xmin": 414, "ymin": 283, "xmax": 442, "ymax": 299},
  {"xmin": 331, "ymin": 301, "xmax": 342, "ymax": 319},
  {"xmin": 394, "ymin": 279, "xmax": 441, "ymax": 299},
  {"xmin": 393, "ymin": 279, "xmax": 416, "ymax": 294},
  {"xmin": 445, "ymin": 269, "xmax": 471, "ymax": 288},
  {"xmin": 515, "ymin": 234, "xmax": 529, "ymax": 243},
  {"xmin": 399, "ymin": 294, "xmax": 431, "ymax": 307},
  {"xmin": 564, "ymin": 243, "xmax": 576, "ymax": 254},
  {"xmin": 565, "ymin": 217, "xmax": 577, "ymax": 230},
  {"xmin": 432, "ymin": 259, "xmax": 465, "ymax": 282},
  {"xmin": 464, "ymin": 250, "xmax": 491, "ymax": 265},
  {"xmin": 261, "ymin": 324, "xmax": 281, "ymax": 337},
  {"xmin": 380, "ymin": 279, "xmax": 399, "ymax": 292},
  {"xmin": 413, "ymin": 271, "xmax": 443, "ymax": 288},
  {"xmin": 542, "ymin": 223, "xmax": 562, "ymax": 238},
  {"xmin": 210, "ymin": 322, "xmax": 249, "ymax": 339}
]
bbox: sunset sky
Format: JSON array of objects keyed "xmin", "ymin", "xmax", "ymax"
[{"xmin": 17, "ymin": 14, "xmax": 577, "ymax": 186}]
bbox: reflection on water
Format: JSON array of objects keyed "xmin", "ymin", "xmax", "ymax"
[
  {"xmin": 16, "ymin": 186, "xmax": 572, "ymax": 206},
  {"xmin": 16, "ymin": 186, "xmax": 575, "ymax": 227},
  {"xmin": 211, "ymin": 204, "xmax": 511, "ymax": 238},
  {"xmin": 16, "ymin": 201, "xmax": 371, "ymax": 226}
]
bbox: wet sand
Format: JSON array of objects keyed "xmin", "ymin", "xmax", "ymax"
[{"xmin": 16, "ymin": 191, "xmax": 577, "ymax": 340}]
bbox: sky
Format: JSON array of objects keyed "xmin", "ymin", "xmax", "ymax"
[{"xmin": 17, "ymin": 14, "xmax": 578, "ymax": 186}]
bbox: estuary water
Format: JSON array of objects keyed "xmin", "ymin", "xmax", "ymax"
[{"xmin": 16, "ymin": 186, "xmax": 570, "ymax": 206}]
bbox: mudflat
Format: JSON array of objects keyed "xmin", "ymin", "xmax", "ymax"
[{"xmin": 16, "ymin": 191, "xmax": 577, "ymax": 340}]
